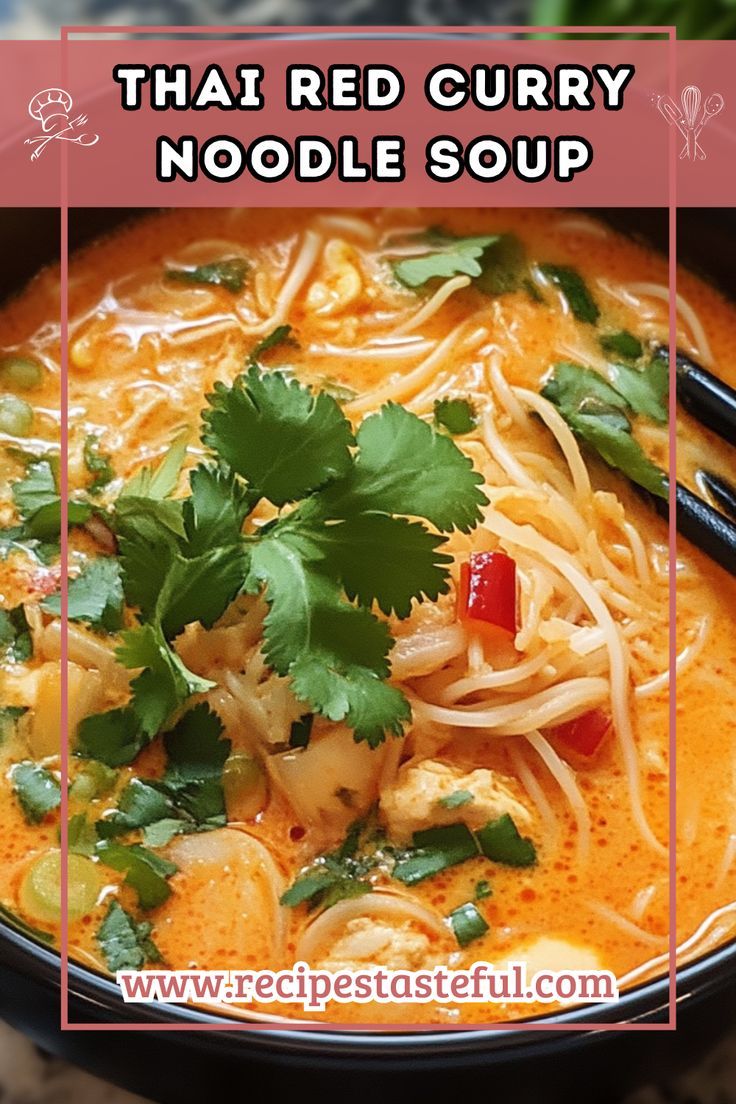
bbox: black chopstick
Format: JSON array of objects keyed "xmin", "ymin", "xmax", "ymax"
[
  {"xmin": 653, "ymin": 481, "xmax": 736, "ymax": 576},
  {"xmin": 675, "ymin": 351, "xmax": 736, "ymax": 445}
]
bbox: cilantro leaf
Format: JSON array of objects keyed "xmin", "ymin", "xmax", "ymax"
[
  {"xmin": 292, "ymin": 511, "xmax": 452, "ymax": 618},
  {"xmin": 476, "ymin": 813, "xmax": 537, "ymax": 867},
  {"xmin": 608, "ymin": 358, "xmax": 669, "ymax": 424},
  {"xmin": 448, "ymin": 901, "xmax": 489, "ymax": 947},
  {"xmin": 12, "ymin": 459, "xmax": 91, "ymax": 539},
  {"xmin": 155, "ymin": 546, "xmax": 247, "ymax": 641},
  {"xmin": 122, "ymin": 430, "xmax": 189, "ymax": 501},
  {"xmin": 43, "ymin": 557, "xmax": 124, "ymax": 632},
  {"xmin": 76, "ymin": 707, "xmax": 148, "ymax": 768},
  {"xmin": 599, "ymin": 331, "xmax": 644, "ymax": 361},
  {"xmin": 68, "ymin": 813, "xmax": 98, "ymax": 856},
  {"xmin": 116, "ymin": 624, "xmax": 215, "ymax": 738},
  {"xmin": 474, "ymin": 879, "xmax": 492, "ymax": 900},
  {"xmin": 96, "ymin": 778, "xmax": 175, "ymax": 839},
  {"xmin": 474, "ymin": 233, "xmax": 529, "ymax": 295},
  {"xmin": 203, "ymin": 367, "xmax": 354, "ymax": 506},
  {"xmin": 323, "ymin": 402, "xmax": 487, "ymax": 533},
  {"xmin": 159, "ymin": 703, "xmax": 230, "ymax": 825},
  {"xmin": 539, "ymin": 264, "xmax": 599, "ymax": 324},
  {"xmin": 433, "ymin": 397, "xmax": 477, "ymax": 436},
  {"xmin": 280, "ymin": 818, "xmax": 379, "ymax": 911},
  {"xmin": 0, "ymin": 605, "xmax": 33, "ymax": 662},
  {"xmin": 96, "ymin": 900, "xmax": 162, "ymax": 970},
  {"xmin": 248, "ymin": 536, "xmax": 409, "ymax": 746},
  {"xmin": 392, "ymin": 823, "xmax": 479, "ymax": 885},
  {"xmin": 11, "ymin": 762, "xmax": 61, "ymax": 824},
  {"xmin": 181, "ymin": 464, "xmax": 253, "ymax": 556},
  {"xmin": 84, "ymin": 435, "xmax": 115, "ymax": 494},
  {"xmin": 166, "ymin": 258, "xmax": 248, "ymax": 293},
  {"xmin": 393, "ymin": 233, "xmax": 500, "ymax": 288},
  {"xmin": 96, "ymin": 840, "xmax": 177, "ymax": 910},
  {"xmin": 542, "ymin": 362, "xmax": 667, "ymax": 499}
]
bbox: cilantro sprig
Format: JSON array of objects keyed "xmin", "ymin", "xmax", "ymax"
[{"xmin": 77, "ymin": 367, "xmax": 486, "ymax": 757}]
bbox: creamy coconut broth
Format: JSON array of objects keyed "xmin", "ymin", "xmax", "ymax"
[{"xmin": 0, "ymin": 208, "xmax": 734, "ymax": 1025}]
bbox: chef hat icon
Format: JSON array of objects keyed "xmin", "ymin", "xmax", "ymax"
[{"xmin": 28, "ymin": 88, "xmax": 73, "ymax": 131}]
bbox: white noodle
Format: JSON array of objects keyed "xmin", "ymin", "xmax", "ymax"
[
  {"xmin": 586, "ymin": 901, "xmax": 665, "ymax": 948},
  {"xmin": 236, "ymin": 230, "xmax": 322, "ymax": 336},
  {"xmin": 526, "ymin": 730, "xmax": 591, "ymax": 863},
  {"xmin": 390, "ymin": 275, "xmax": 472, "ymax": 336},
  {"xmin": 508, "ymin": 742, "xmax": 561, "ymax": 851},
  {"xmin": 634, "ymin": 616, "xmax": 710, "ymax": 698}
]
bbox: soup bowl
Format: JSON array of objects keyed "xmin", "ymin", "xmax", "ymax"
[{"xmin": 0, "ymin": 206, "xmax": 734, "ymax": 1102}]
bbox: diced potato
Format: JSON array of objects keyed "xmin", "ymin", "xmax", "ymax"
[{"xmin": 28, "ymin": 661, "xmax": 105, "ymax": 758}]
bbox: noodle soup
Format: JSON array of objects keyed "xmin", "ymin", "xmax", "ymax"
[{"xmin": 0, "ymin": 208, "xmax": 734, "ymax": 1025}]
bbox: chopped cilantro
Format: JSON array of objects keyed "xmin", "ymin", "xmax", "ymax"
[
  {"xmin": 43, "ymin": 557, "xmax": 124, "ymax": 632},
  {"xmin": 11, "ymin": 762, "xmax": 61, "ymax": 824},
  {"xmin": 433, "ymin": 398, "xmax": 478, "ymax": 436},
  {"xmin": 538, "ymin": 264, "xmax": 599, "ymax": 324},
  {"xmin": 608, "ymin": 358, "xmax": 669, "ymax": 424},
  {"xmin": 476, "ymin": 813, "xmax": 537, "ymax": 867},
  {"xmin": 0, "ymin": 605, "xmax": 32, "ymax": 662},
  {"xmin": 83, "ymin": 435, "xmax": 115, "ymax": 494},
  {"xmin": 166, "ymin": 258, "xmax": 248, "ymax": 293},
  {"xmin": 76, "ymin": 706, "xmax": 149, "ymax": 768},
  {"xmin": 438, "ymin": 789, "xmax": 474, "ymax": 810},
  {"xmin": 69, "ymin": 760, "xmax": 117, "ymax": 803},
  {"xmin": 599, "ymin": 330, "xmax": 643, "ymax": 361},
  {"xmin": 392, "ymin": 823, "xmax": 479, "ymax": 886},
  {"xmin": 542, "ymin": 362, "xmax": 667, "ymax": 499},
  {"xmin": 68, "ymin": 813, "xmax": 98, "ymax": 856},
  {"xmin": 12, "ymin": 458, "xmax": 91, "ymax": 539},
  {"xmin": 393, "ymin": 231, "xmax": 528, "ymax": 295},
  {"xmin": 95, "ymin": 840, "xmax": 177, "ymax": 910},
  {"xmin": 474, "ymin": 879, "xmax": 493, "ymax": 900},
  {"xmin": 96, "ymin": 900, "xmax": 161, "ymax": 970},
  {"xmin": 448, "ymin": 901, "xmax": 489, "ymax": 948},
  {"xmin": 121, "ymin": 429, "xmax": 189, "ymax": 501},
  {"xmin": 280, "ymin": 818, "xmax": 379, "ymax": 912}
]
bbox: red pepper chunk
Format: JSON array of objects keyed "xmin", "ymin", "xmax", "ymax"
[
  {"xmin": 458, "ymin": 551, "xmax": 518, "ymax": 637},
  {"xmin": 552, "ymin": 709, "xmax": 612, "ymax": 760}
]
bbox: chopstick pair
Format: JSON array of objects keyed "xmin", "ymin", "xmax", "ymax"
[{"xmin": 651, "ymin": 351, "xmax": 736, "ymax": 576}]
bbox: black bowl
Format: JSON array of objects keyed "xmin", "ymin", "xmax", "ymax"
[{"xmin": 0, "ymin": 207, "xmax": 734, "ymax": 1103}]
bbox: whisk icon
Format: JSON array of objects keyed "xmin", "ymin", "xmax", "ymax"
[{"xmin": 657, "ymin": 85, "xmax": 724, "ymax": 161}]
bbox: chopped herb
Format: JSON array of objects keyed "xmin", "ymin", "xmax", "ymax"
[
  {"xmin": 538, "ymin": 264, "xmax": 599, "ymax": 324},
  {"xmin": 433, "ymin": 398, "xmax": 477, "ymax": 436},
  {"xmin": 83, "ymin": 435, "xmax": 115, "ymax": 494},
  {"xmin": 69, "ymin": 760, "xmax": 117, "ymax": 803},
  {"xmin": 121, "ymin": 429, "xmax": 189, "ymax": 501},
  {"xmin": 166, "ymin": 258, "xmax": 248, "ymax": 293},
  {"xmin": 43, "ymin": 556, "xmax": 124, "ymax": 632},
  {"xmin": 542, "ymin": 362, "xmax": 667, "ymax": 499},
  {"xmin": 476, "ymin": 813, "xmax": 537, "ymax": 867},
  {"xmin": 289, "ymin": 713, "xmax": 314, "ymax": 749},
  {"xmin": 95, "ymin": 840, "xmax": 177, "ymax": 910},
  {"xmin": 317, "ymin": 378, "xmax": 358, "ymax": 404},
  {"xmin": 76, "ymin": 706, "xmax": 149, "ymax": 768},
  {"xmin": 0, "ymin": 605, "xmax": 32, "ymax": 662},
  {"xmin": 11, "ymin": 762, "xmax": 61, "ymax": 824},
  {"xmin": 95, "ymin": 705, "xmax": 230, "ymax": 843},
  {"xmin": 96, "ymin": 900, "xmax": 162, "ymax": 971},
  {"xmin": 12, "ymin": 458, "xmax": 91, "ymax": 539},
  {"xmin": 392, "ymin": 823, "xmax": 479, "ymax": 886},
  {"xmin": 281, "ymin": 817, "xmax": 380, "ymax": 912},
  {"xmin": 0, "ymin": 705, "xmax": 26, "ymax": 742},
  {"xmin": 448, "ymin": 901, "xmax": 489, "ymax": 948},
  {"xmin": 599, "ymin": 331, "xmax": 644, "ymax": 361},
  {"xmin": 393, "ymin": 231, "xmax": 528, "ymax": 296},
  {"xmin": 474, "ymin": 879, "xmax": 493, "ymax": 901},
  {"xmin": 68, "ymin": 813, "xmax": 98, "ymax": 856},
  {"xmin": 608, "ymin": 358, "xmax": 669, "ymax": 424},
  {"xmin": 249, "ymin": 325, "xmax": 295, "ymax": 364},
  {"xmin": 438, "ymin": 789, "xmax": 474, "ymax": 809}
]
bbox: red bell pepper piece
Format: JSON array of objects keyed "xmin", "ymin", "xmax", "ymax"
[
  {"xmin": 457, "ymin": 551, "xmax": 518, "ymax": 637},
  {"xmin": 552, "ymin": 709, "xmax": 612, "ymax": 760}
]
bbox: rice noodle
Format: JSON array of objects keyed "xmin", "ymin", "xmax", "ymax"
[
  {"xmin": 236, "ymin": 230, "xmax": 322, "ymax": 336},
  {"xmin": 526, "ymin": 730, "xmax": 591, "ymax": 863},
  {"xmin": 586, "ymin": 901, "xmax": 665, "ymax": 948},
  {"xmin": 634, "ymin": 615, "xmax": 710, "ymax": 698},
  {"xmin": 389, "ymin": 275, "xmax": 472, "ymax": 336},
  {"xmin": 296, "ymin": 891, "xmax": 448, "ymax": 962},
  {"xmin": 508, "ymin": 742, "xmax": 561, "ymax": 852}
]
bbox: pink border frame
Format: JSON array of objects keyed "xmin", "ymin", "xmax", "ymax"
[{"xmin": 55, "ymin": 23, "xmax": 679, "ymax": 1034}]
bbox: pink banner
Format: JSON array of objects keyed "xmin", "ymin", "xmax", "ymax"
[{"xmin": 0, "ymin": 34, "xmax": 731, "ymax": 207}]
